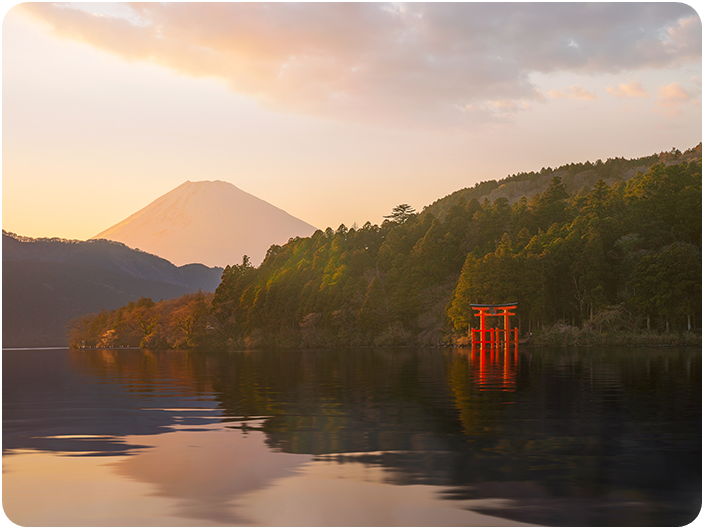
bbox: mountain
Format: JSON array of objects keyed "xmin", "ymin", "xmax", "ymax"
[
  {"xmin": 91, "ymin": 180, "xmax": 318, "ymax": 267},
  {"xmin": 3, "ymin": 231, "xmax": 222, "ymax": 291},
  {"xmin": 423, "ymin": 143, "xmax": 702, "ymax": 220},
  {"xmin": 2, "ymin": 231, "xmax": 223, "ymax": 347}
]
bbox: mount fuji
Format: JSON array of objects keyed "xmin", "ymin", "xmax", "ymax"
[{"xmin": 92, "ymin": 180, "xmax": 317, "ymax": 267}]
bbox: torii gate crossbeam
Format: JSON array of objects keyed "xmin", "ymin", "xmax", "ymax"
[{"xmin": 470, "ymin": 303, "xmax": 519, "ymax": 347}]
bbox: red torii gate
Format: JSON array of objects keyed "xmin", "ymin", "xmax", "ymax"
[{"xmin": 470, "ymin": 303, "xmax": 519, "ymax": 347}]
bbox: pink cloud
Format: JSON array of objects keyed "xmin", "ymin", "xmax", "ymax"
[
  {"xmin": 606, "ymin": 81, "xmax": 649, "ymax": 98},
  {"xmin": 656, "ymin": 82, "xmax": 693, "ymax": 117},
  {"xmin": 662, "ymin": 15, "xmax": 702, "ymax": 61},
  {"xmin": 15, "ymin": 3, "xmax": 699, "ymax": 129},
  {"xmin": 569, "ymin": 86, "xmax": 598, "ymax": 100}
]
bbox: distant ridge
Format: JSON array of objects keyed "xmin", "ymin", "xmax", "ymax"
[
  {"xmin": 92, "ymin": 180, "xmax": 317, "ymax": 267},
  {"xmin": 2, "ymin": 230, "xmax": 221, "ymax": 290},
  {"xmin": 2, "ymin": 230, "xmax": 223, "ymax": 347}
]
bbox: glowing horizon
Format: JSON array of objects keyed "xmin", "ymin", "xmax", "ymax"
[{"xmin": 3, "ymin": 2, "xmax": 701, "ymax": 241}]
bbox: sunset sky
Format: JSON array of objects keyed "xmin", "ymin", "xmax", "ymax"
[{"xmin": 3, "ymin": 2, "xmax": 701, "ymax": 240}]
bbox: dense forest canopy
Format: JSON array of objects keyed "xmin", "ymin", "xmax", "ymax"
[{"xmin": 69, "ymin": 149, "xmax": 702, "ymax": 349}]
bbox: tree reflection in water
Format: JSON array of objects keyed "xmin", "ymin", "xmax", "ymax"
[{"xmin": 3, "ymin": 347, "xmax": 700, "ymax": 526}]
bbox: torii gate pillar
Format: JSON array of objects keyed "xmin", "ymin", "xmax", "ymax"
[{"xmin": 470, "ymin": 303, "xmax": 519, "ymax": 348}]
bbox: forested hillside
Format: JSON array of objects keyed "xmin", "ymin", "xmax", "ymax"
[
  {"xmin": 68, "ymin": 153, "xmax": 702, "ymax": 349},
  {"xmin": 424, "ymin": 144, "xmax": 702, "ymax": 220}
]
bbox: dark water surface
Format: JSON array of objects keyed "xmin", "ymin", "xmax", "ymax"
[{"xmin": 3, "ymin": 347, "xmax": 701, "ymax": 526}]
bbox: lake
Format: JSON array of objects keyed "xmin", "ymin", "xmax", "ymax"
[{"xmin": 3, "ymin": 346, "xmax": 701, "ymax": 526}]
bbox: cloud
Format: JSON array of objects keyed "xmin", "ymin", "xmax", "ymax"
[
  {"xmin": 606, "ymin": 81, "xmax": 649, "ymax": 98},
  {"xmin": 662, "ymin": 15, "xmax": 702, "ymax": 60},
  {"xmin": 547, "ymin": 90, "xmax": 567, "ymax": 99},
  {"xmin": 569, "ymin": 86, "xmax": 598, "ymax": 101},
  {"xmin": 462, "ymin": 99, "xmax": 533, "ymax": 124},
  {"xmin": 656, "ymin": 82, "xmax": 694, "ymax": 117},
  {"xmin": 17, "ymin": 2, "xmax": 701, "ymax": 128}
]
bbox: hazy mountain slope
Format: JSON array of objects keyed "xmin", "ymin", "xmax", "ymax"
[
  {"xmin": 2, "ymin": 260, "xmax": 195, "ymax": 347},
  {"xmin": 92, "ymin": 180, "xmax": 317, "ymax": 267},
  {"xmin": 3, "ymin": 231, "xmax": 222, "ymax": 292},
  {"xmin": 2, "ymin": 231, "xmax": 223, "ymax": 347},
  {"xmin": 423, "ymin": 144, "xmax": 702, "ymax": 220}
]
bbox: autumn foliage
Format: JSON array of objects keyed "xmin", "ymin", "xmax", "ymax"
[{"xmin": 68, "ymin": 292, "xmax": 216, "ymax": 349}]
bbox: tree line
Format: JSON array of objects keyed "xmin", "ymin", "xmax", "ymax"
[
  {"xmin": 68, "ymin": 159, "xmax": 702, "ymax": 349},
  {"xmin": 424, "ymin": 144, "xmax": 701, "ymax": 220}
]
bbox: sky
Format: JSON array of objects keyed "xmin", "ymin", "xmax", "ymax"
[{"xmin": 2, "ymin": 2, "xmax": 702, "ymax": 240}]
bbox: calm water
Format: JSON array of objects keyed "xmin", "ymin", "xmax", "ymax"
[{"xmin": 3, "ymin": 347, "xmax": 701, "ymax": 526}]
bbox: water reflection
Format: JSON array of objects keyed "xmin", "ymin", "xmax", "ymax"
[
  {"xmin": 114, "ymin": 425, "xmax": 310, "ymax": 525},
  {"xmin": 3, "ymin": 347, "xmax": 701, "ymax": 526},
  {"xmin": 471, "ymin": 346, "xmax": 519, "ymax": 391}
]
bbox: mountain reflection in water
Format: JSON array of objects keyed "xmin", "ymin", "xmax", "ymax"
[{"xmin": 3, "ymin": 347, "xmax": 700, "ymax": 526}]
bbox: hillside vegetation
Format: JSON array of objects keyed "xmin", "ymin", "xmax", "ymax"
[
  {"xmin": 424, "ymin": 144, "xmax": 702, "ymax": 219},
  {"xmin": 68, "ymin": 148, "xmax": 702, "ymax": 349}
]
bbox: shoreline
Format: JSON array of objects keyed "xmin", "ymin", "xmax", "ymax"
[
  {"xmin": 525, "ymin": 331, "xmax": 701, "ymax": 348},
  {"xmin": 13, "ymin": 339, "xmax": 701, "ymax": 352}
]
